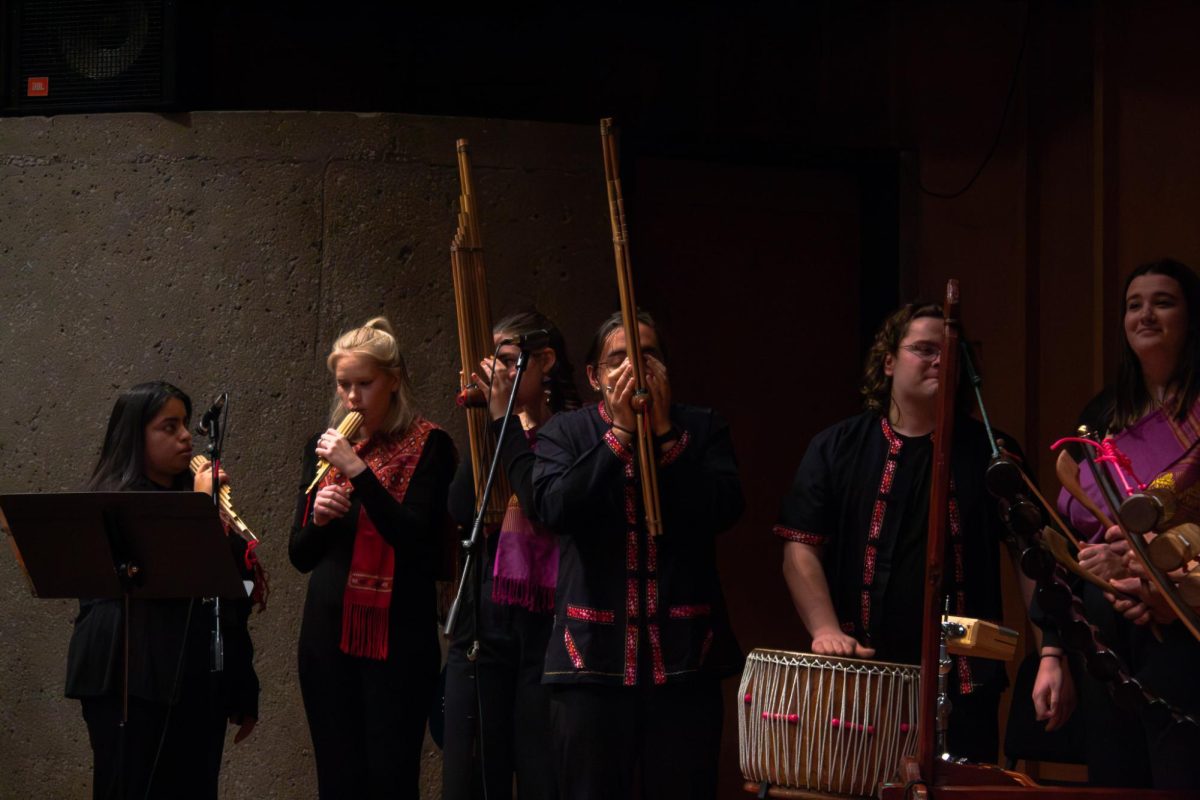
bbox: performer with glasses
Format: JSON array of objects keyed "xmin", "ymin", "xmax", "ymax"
[{"xmin": 774, "ymin": 302, "xmax": 1011, "ymax": 763}]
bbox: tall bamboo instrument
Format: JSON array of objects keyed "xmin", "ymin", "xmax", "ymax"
[
  {"xmin": 304, "ymin": 411, "xmax": 364, "ymax": 494},
  {"xmin": 451, "ymin": 139, "xmax": 511, "ymax": 524},
  {"xmin": 600, "ymin": 118, "xmax": 662, "ymax": 536}
]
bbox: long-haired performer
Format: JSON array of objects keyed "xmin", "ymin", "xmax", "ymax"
[
  {"xmin": 65, "ymin": 381, "xmax": 259, "ymax": 799},
  {"xmin": 442, "ymin": 309, "xmax": 580, "ymax": 800},
  {"xmin": 289, "ymin": 317, "xmax": 455, "ymax": 799},
  {"xmin": 775, "ymin": 303, "xmax": 1011, "ymax": 763},
  {"xmin": 1050, "ymin": 259, "xmax": 1200, "ymax": 790}
]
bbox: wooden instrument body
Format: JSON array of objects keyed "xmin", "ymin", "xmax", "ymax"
[
  {"xmin": 944, "ymin": 615, "xmax": 1018, "ymax": 662},
  {"xmin": 450, "ymin": 139, "xmax": 511, "ymax": 525}
]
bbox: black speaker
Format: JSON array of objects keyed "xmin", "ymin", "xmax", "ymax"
[{"xmin": 2, "ymin": 0, "xmax": 177, "ymax": 113}]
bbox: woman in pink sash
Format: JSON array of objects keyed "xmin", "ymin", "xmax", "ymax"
[
  {"xmin": 442, "ymin": 310, "xmax": 580, "ymax": 800},
  {"xmin": 1042, "ymin": 259, "xmax": 1200, "ymax": 789}
]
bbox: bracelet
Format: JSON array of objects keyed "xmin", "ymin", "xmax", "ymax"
[
  {"xmin": 653, "ymin": 425, "xmax": 681, "ymax": 446},
  {"xmin": 611, "ymin": 423, "xmax": 635, "ymax": 436},
  {"xmin": 1039, "ymin": 652, "xmax": 1064, "ymax": 660}
]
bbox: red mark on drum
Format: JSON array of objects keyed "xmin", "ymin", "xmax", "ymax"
[
  {"xmin": 761, "ymin": 712, "xmax": 799, "ymax": 724},
  {"xmin": 743, "ymin": 692, "xmax": 753, "ymax": 704},
  {"xmin": 830, "ymin": 718, "xmax": 877, "ymax": 736}
]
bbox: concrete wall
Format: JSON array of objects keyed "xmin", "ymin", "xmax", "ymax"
[{"xmin": 0, "ymin": 110, "xmax": 613, "ymax": 798}]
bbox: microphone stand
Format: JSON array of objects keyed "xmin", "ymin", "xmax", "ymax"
[
  {"xmin": 443, "ymin": 347, "xmax": 531, "ymax": 800},
  {"xmin": 199, "ymin": 395, "xmax": 228, "ymax": 673}
]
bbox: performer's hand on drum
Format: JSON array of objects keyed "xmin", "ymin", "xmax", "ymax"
[
  {"xmin": 810, "ymin": 630, "xmax": 875, "ymax": 659},
  {"xmin": 313, "ymin": 484, "xmax": 352, "ymax": 527}
]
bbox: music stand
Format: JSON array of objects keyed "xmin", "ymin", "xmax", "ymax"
[{"xmin": 0, "ymin": 490, "xmax": 247, "ymax": 799}]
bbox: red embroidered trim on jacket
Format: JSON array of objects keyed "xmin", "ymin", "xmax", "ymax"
[
  {"xmin": 604, "ymin": 429, "xmax": 634, "ymax": 464},
  {"xmin": 567, "ymin": 604, "xmax": 616, "ymax": 624},
  {"xmin": 659, "ymin": 430, "xmax": 690, "ymax": 467},
  {"xmin": 648, "ymin": 623, "xmax": 667, "ymax": 685},
  {"xmin": 772, "ymin": 525, "xmax": 829, "ymax": 546},
  {"xmin": 563, "ymin": 627, "xmax": 584, "ymax": 669},
  {"xmin": 668, "ymin": 604, "xmax": 712, "ymax": 618},
  {"xmin": 948, "ymin": 486, "xmax": 974, "ymax": 694},
  {"xmin": 624, "ymin": 625, "xmax": 638, "ymax": 686},
  {"xmin": 860, "ymin": 421, "xmax": 903, "ymax": 633}
]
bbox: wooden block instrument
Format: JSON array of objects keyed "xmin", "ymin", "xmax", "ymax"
[
  {"xmin": 189, "ymin": 455, "xmax": 257, "ymax": 542},
  {"xmin": 944, "ymin": 615, "xmax": 1018, "ymax": 662},
  {"xmin": 304, "ymin": 411, "xmax": 364, "ymax": 494}
]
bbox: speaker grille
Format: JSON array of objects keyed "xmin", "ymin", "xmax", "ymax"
[{"xmin": 7, "ymin": 0, "xmax": 176, "ymax": 112}]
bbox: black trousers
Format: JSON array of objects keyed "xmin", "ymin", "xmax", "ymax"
[
  {"xmin": 81, "ymin": 692, "xmax": 226, "ymax": 800},
  {"xmin": 548, "ymin": 679, "xmax": 724, "ymax": 800},
  {"xmin": 1075, "ymin": 583, "xmax": 1200, "ymax": 790},
  {"xmin": 443, "ymin": 577, "xmax": 558, "ymax": 800},
  {"xmin": 946, "ymin": 683, "xmax": 1001, "ymax": 764},
  {"xmin": 298, "ymin": 634, "xmax": 439, "ymax": 800}
]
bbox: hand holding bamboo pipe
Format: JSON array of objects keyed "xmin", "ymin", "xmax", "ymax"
[
  {"xmin": 191, "ymin": 456, "xmax": 257, "ymax": 542},
  {"xmin": 306, "ymin": 411, "xmax": 364, "ymax": 494}
]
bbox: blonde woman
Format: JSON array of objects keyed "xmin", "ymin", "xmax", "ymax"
[{"xmin": 289, "ymin": 317, "xmax": 455, "ymax": 799}]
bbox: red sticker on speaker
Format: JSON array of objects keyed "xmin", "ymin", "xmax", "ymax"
[{"xmin": 27, "ymin": 77, "xmax": 49, "ymax": 97}]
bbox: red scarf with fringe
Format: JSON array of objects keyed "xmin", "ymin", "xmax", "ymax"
[{"xmin": 318, "ymin": 417, "xmax": 438, "ymax": 660}]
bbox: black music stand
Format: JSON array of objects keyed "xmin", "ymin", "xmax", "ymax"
[{"xmin": 0, "ymin": 490, "xmax": 247, "ymax": 799}]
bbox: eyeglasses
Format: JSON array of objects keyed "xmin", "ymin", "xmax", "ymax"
[{"xmin": 900, "ymin": 343, "xmax": 941, "ymax": 362}]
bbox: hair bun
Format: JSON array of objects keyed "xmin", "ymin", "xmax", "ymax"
[{"xmin": 362, "ymin": 316, "xmax": 396, "ymax": 339}]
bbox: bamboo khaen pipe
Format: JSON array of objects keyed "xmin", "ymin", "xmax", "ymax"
[
  {"xmin": 305, "ymin": 411, "xmax": 364, "ymax": 494},
  {"xmin": 600, "ymin": 118, "xmax": 662, "ymax": 536},
  {"xmin": 450, "ymin": 138, "xmax": 511, "ymax": 525},
  {"xmin": 190, "ymin": 455, "xmax": 257, "ymax": 542}
]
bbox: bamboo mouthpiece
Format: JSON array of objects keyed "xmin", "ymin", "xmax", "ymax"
[{"xmin": 306, "ymin": 411, "xmax": 365, "ymax": 494}]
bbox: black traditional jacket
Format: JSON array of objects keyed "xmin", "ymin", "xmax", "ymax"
[
  {"xmin": 533, "ymin": 402, "xmax": 744, "ymax": 687},
  {"xmin": 774, "ymin": 412, "xmax": 1009, "ymax": 695}
]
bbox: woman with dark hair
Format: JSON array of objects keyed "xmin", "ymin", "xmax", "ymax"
[
  {"xmin": 65, "ymin": 381, "xmax": 259, "ymax": 800},
  {"xmin": 774, "ymin": 302, "xmax": 1011, "ymax": 763},
  {"xmin": 289, "ymin": 317, "xmax": 455, "ymax": 799},
  {"xmin": 532, "ymin": 309, "xmax": 744, "ymax": 800},
  {"xmin": 442, "ymin": 309, "xmax": 580, "ymax": 800},
  {"xmin": 1047, "ymin": 258, "xmax": 1200, "ymax": 789}
]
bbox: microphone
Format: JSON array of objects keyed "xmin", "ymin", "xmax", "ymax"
[
  {"xmin": 196, "ymin": 392, "xmax": 228, "ymax": 436},
  {"xmin": 499, "ymin": 329, "xmax": 551, "ymax": 350}
]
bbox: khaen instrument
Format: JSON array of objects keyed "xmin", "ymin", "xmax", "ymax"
[
  {"xmin": 305, "ymin": 411, "xmax": 364, "ymax": 494},
  {"xmin": 450, "ymin": 138, "xmax": 512, "ymax": 525},
  {"xmin": 600, "ymin": 118, "xmax": 662, "ymax": 536},
  {"xmin": 190, "ymin": 456, "xmax": 257, "ymax": 542}
]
